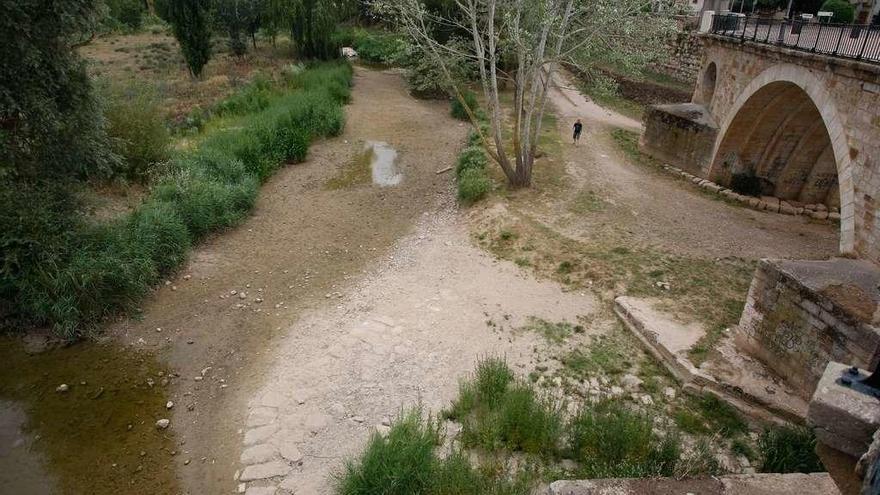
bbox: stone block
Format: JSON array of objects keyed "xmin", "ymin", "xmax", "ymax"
[{"xmin": 807, "ymin": 362, "xmax": 880, "ymax": 458}]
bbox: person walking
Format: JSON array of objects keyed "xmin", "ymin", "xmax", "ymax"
[{"xmin": 573, "ymin": 119, "xmax": 583, "ymax": 145}]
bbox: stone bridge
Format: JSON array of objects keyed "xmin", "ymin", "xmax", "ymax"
[
  {"xmin": 641, "ymin": 28, "xmax": 880, "ymax": 481},
  {"xmin": 641, "ymin": 31, "xmax": 880, "ymax": 263}
]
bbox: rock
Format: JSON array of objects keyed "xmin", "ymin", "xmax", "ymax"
[
  {"xmin": 239, "ymin": 292, "xmax": 247, "ymax": 300},
  {"xmin": 239, "ymin": 460, "xmax": 290, "ymax": 481},
  {"xmin": 237, "ymin": 483, "xmax": 246, "ymax": 494},
  {"xmin": 240, "ymin": 444, "xmax": 277, "ymax": 465},
  {"xmin": 811, "ymin": 210, "xmax": 829, "ymax": 220},
  {"xmin": 239, "ymin": 443, "xmax": 278, "ymax": 465},
  {"xmin": 381, "ymin": 416, "xmax": 391, "ymax": 427},
  {"xmin": 244, "ymin": 424, "xmax": 279, "ymax": 446},
  {"xmin": 166, "ymin": 401, "xmax": 174, "ymax": 410},
  {"xmin": 610, "ymin": 386, "xmax": 624, "ymax": 396},
  {"xmin": 230, "ymin": 290, "xmax": 238, "ymax": 296},
  {"xmin": 351, "ymin": 416, "xmax": 366, "ymax": 423},
  {"xmin": 640, "ymin": 394, "xmax": 654, "ymax": 406},
  {"xmin": 829, "ymin": 212, "xmax": 841, "ymax": 220},
  {"xmin": 156, "ymin": 419, "xmax": 171, "ymax": 429},
  {"xmin": 56, "ymin": 384, "xmax": 69, "ymax": 393},
  {"xmin": 245, "ymin": 487, "xmax": 277, "ymax": 495},
  {"xmin": 664, "ymin": 387, "xmax": 676, "ymax": 401},
  {"xmin": 621, "ymin": 374, "xmax": 643, "ymax": 391},
  {"xmin": 815, "ymin": 203, "xmax": 827, "ymax": 211},
  {"xmin": 279, "ymin": 444, "xmax": 303, "ymax": 464}
]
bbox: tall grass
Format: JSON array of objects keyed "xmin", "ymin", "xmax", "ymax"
[
  {"xmin": 336, "ymin": 408, "xmax": 533, "ymax": 495},
  {"xmin": 758, "ymin": 425, "xmax": 823, "ymax": 474},
  {"xmin": 568, "ymin": 399, "xmax": 681, "ymax": 478},
  {"xmin": 445, "ymin": 358, "xmax": 562, "ymax": 457},
  {"xmin": 13, "ymin": 62, "xmax": 353, "ymax": 338}
]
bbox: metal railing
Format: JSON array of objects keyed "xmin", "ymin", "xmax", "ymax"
[{"xmin": 709, "ymin": 13, "xmax": 880, "ymax": 64}]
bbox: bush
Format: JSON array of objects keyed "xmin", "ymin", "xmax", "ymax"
[
  {"xmin": 451, "ymin": 91, "xmax": 479, "ymax": 120},
  {"xmin": 758, "ymin": 425, "xmax": 824, "ymax": 474},
  {"xmin": 106, "ymin": 0, "xmax": 145, "ymax": 29},
  {"xmin": 214, "ymin": 75, "xmax": 274, "ymax": 116},
  {"xmin": 336, "ymin": 28, "xmax": 408, "ymax": 65},
  {"xmin": 101, "ymin": 80, "xmax": 170, "ymax": 180},
  {"xmin": 458, "ymin": 168, "xmax": 492, "ymax": 203},
  {"xmin": 455, "ymin": 144, "xmax": 491, "ymax": 204},
  {"xmin": 337, "ymin": 408, "xmax": 534, "ymax": 495},
  {"xmin": 820, "ymin": 0, "xmax": 855, "ymax": 23},
  {"xmin": 447, "ymin": 358, "xmax": 562, "ymax": 456},
  {"xmin": 729, "ymin": 172, "xmax": 763, "ymax": 197},
  {"xmin": 456, "ymin": 146, "xmax": 488, "ymax": 177},
  {"xmin": 153, "ymin": 169, "xmax": 258, "ymax": 239},
  {"xmin": 567, "ymin": 400, "xmax": 681, "ymax": 478}
]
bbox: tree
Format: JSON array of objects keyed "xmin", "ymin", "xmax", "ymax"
[
  {"xmin": 819, "ymin": 0, "xmax": 855, "ymax": 22},
  {"xmin": 1, "ymin": 0, "xmax": 118, "ymax": 181},
  {"xmin": 289, "ymin": 0, "xmax": 342, "ymax": 59},
  {"xmin": 216, "ymin": 0, "xmax": 264, "ymax": 56},
  {"xmin": 166, "ymin": 0, "xmax": 213, "ymax": 77},
  {"xmin": 106, "ymin": 0, "xmax": 147, "ymax": 28},
  {"xmin": 0, "ymin": 0, "xmax": 119, "ymax": 309},
  {"xmin": 396, "ymin": 0, "xmax": 675, "ymax": 187}
]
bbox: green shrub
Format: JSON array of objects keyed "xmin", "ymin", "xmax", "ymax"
[
  {"xmin": 758, "ymin": 425, "xmax": 824, "ymax": 474},
  {"xmin": 820, "ymin": 0, "xmax": 855, "ymax": 23},
  {"xmin": 337, "ymin": 409, "xmax": 534, "ymax": 495},
  {"xmin": 458, "ymin": 168, "xmax": 492, "ymax": 203},
  {"xmin": 336, "ymin": 28, "xmax": 408, "ymax": 65},
  {"xmin": 19, "ymin": 222, "xmax": 157, "ymax": 338},
  {"xmin": 101, "ymin": 80, "xmax": 170, "ymax": 180},
  {"xmin": 214, "ymin": 74, "xmax": 275, "ymax": 116},
  {"xmin": 337, "ymin": 409, "xmax": 440, "ymax": 495},
  {"xmin": 730, "ymin": 172, "xmax": 762, "ymax": 197},
  {"xmin": 106, "ymin": 0, "xmax": 145, "ymax": 29},
  {"xmin": 447, "ymin": 358, "xmax": 562, "ymax": 456},
  {"xmin": 456, "ymin": 146, "xmax": 488, "ymax": 177},
  {"xmin": 451, "ymin": 91, "xmax": 478, "ymax": 120},
  {"xmin": 694, "ymin": 394, "xmax": 748, "ymax": 437},
  {"xmin": 153, "ymin": 169, "xmax": 258, "ymax": 239},
  {"xmin": 567, "ymin": 399, "xmax": 680, "ymax": 478},
  {"xmin": 127, "ymin": 199, "xmax": 191, "ymax": 274}
]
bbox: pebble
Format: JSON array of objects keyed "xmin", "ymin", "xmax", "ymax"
[
  {"xmin": 156, "ymin": 419, "xmax": 171, "ymax": 429},
  {"xmin": 56, "ymin": 384, "xmax": 69, "ymax": 393},
  {"xmin": 351, "ymin": 415, "xmax": 366, "ymax": 423},
  {"xmin": 166, "ymin": 401, "xmax": 174, "ymax": 410},
  {"xmin": 239, "ymin": 292, "xmax": 247, "ymax": 300},
  {"xmin": 380, "ymin": 416, "xmax": 391, "ymax": 426}
]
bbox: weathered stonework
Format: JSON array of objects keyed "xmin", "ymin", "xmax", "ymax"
[
  {"xmin": 650, "ymin": 18, "xmax": 704, "ymax": 83},
  {"xmin": 641, "ymin": 103, "xmax": 717, "ymax": 177},
  {"xmin": 736, "ymin": 258, "xmax": 880, "ymax": 399},
  {"xmin": 642, "ymin": 33, "xmax": 880, "ymax": 262}
]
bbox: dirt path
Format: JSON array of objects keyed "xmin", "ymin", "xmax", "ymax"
[
  {"xmin": 107, "ymin": 67, "xmax": 470, "ymax": 494},
  {"xmin": 546, "ymin": 70, "xmax": 838, "ymax": 261},
  {"xmin": 235, "ymin": 205, "xmax": 595, "ymax": 493}
]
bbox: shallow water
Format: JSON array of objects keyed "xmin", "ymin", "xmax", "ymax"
[
  {"xmin": 367, "ymin": 141, "xmax": 401, "ymax": 186},
  {"xmin": 0, "ymin": 337, "xmax": 178, "ymax": 494}
]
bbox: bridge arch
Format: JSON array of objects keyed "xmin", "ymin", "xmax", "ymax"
[{"xmin": 708, "ymin": 64, "xmax": 855, "ymax": 255}]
